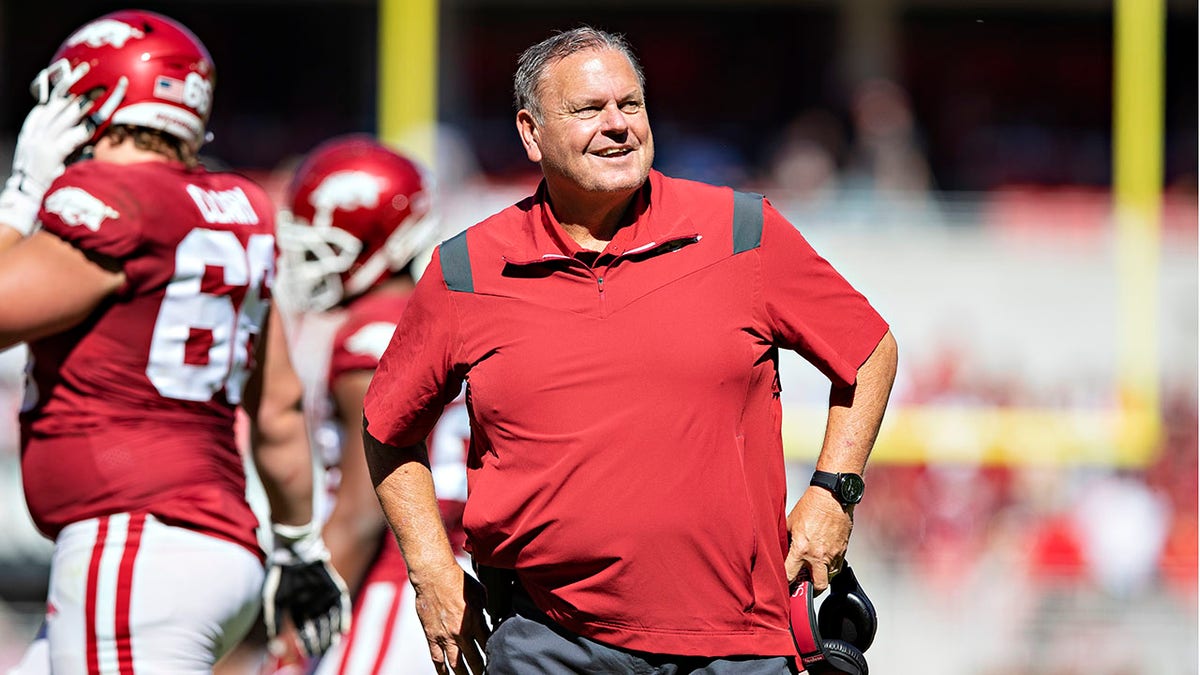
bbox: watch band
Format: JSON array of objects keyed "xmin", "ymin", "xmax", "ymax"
[
  {"xmin": 809, "ymin": 470, "xmax": 865, "ymax": 506},
  {"xmin": 810, "ymin": 470, "xmax": 840, "ymax": 495}
]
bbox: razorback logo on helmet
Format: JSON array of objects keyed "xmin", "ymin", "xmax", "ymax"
[
  {"xmin": 44, "ymin": 187, "xmax": 120, "ymax": 231},
  {"xmin": 344, "ymin": 322, "xmax": 397, "ymax": 360},
  {"xmin": 65, "ymin": 19, "xmax": 145, "ymax": 49},
  {"xmin": 186, "ymin": 185, "xmax": 259, "ymax": 225},
  {"xmin": 310, "ymin": 171, "xmax": 386, "ymax": 217}
]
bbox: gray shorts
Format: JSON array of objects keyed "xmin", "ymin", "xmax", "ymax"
[{"xmin": 484, "ymin": 592, "xmax": 796, "ymax": 675}]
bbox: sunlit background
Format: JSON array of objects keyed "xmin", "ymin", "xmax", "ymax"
[{"xmin": 0, "ymin": 1, "xmax": 1195, "ymax": 673}]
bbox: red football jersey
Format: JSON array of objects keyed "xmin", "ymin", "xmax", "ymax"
[
  {"xmin": 20, "ymin": 158, "xmax": 279, "ymax": 557},
  {"xmin": 327, "ymin": 290, "xmax": 470, "ymax": 577},
  {"xmin": 327, "ymin": 292, "xmax": 409, "ymax": 385}
]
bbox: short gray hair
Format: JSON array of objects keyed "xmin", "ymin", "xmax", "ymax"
[{"xmin": 513, "ymin": 26, "xmax": 645, "ymax": 121}]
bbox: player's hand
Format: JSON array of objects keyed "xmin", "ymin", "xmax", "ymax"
[
  {"xmin": 784, "ymin": 486, "xmax": 853, "ymax": 594},
  {"xmin": 0, "ymin": 61, "xmax": 97, "ymax": 236},
  {"xmin": 412, "ymin": 563, "xmax": 490, "ymax": 675},
  {"xmin": 263, "ymin": 522, "xmax": 352, "ymax": 657}
]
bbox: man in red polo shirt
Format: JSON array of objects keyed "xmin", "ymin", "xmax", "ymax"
[{"xmin": 363, "ymin": 26, "xmax": 897, "ymax": 674}]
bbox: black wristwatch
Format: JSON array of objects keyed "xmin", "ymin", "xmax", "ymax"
[{"xmin": 810, "ymin": 470, "xmax": 865, "ymax": 507}]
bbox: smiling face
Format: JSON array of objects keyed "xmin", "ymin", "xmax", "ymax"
[{"xmin": 517, "ymin": 47, "xmax": 654, "ymax": 203}]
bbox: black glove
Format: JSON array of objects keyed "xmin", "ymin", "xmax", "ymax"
[{"xmin": 263, "ymin": 522, "xmax": 352, "ymax": 657}]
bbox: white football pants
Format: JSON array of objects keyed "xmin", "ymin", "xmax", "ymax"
[{"xmin": 10, "ymin": 513, "xmax": 263, "ymax": 675}]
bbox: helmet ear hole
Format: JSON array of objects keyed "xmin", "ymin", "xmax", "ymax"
[{"xmin": 83, "ymin": 87, "xmax": 107, "ymax": 107}]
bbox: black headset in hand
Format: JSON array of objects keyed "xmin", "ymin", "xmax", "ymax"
[{"xmin": 789, "ymin": 563, "xmax": 877, "ymax": 674}]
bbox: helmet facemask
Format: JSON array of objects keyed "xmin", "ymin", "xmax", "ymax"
[
  {"xmin": 276, "ymin": 205, "xmax": 440, "ymax": 314},
  {"xmin": 276, "ymin": 212, "xmax": 364, "ymax": 314}
]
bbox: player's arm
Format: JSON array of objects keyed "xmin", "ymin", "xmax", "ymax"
[
  {"xmin": 365, "ymin": 427, "xmax": 488, "ymax": 675},
  {"xmin": 0, "ymin": 232, "xmax": 124, "ymax": 350},
  {"xmin": 323, "ymin": 368, "xmax": 388, "ymax": 594},
  {"xmin": 785, "ymin": 329, "xmax": 897, "ymax": 592},
  {"xmin": 243, "ymin": 306, "xmax": 350, "ymax": 656},
  {"xmin": 243, "ymin": 306, "xmax": 313, "ymax": 525},
  {"xmin": 0, "ymin": 222, "xmax": 23, "ymax": 251}
]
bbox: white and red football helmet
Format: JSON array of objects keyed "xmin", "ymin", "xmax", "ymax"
[
  {"xmin": 32, "ymin": 10, "xmax": 215, "ymax": 151},
  {"xmin": 276, "ymin": 136, "xmax": 437, "ymax": 313}
]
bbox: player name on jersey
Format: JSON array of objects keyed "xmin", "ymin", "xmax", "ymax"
[{"xmin": 186, "ymin": 184, "xmax": 260, "ymax": 225}]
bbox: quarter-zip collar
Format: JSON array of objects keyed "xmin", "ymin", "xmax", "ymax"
[{"xmin": 504, "ymin": 170, "xmax": 701, "ymax": 266}]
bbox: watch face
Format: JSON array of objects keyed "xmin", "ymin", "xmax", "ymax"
[{"xmin": 839, "ymin": 474, "xmax": 865, "ymax": 503}]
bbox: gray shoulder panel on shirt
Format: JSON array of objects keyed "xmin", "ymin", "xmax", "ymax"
[
  {"xmin": 732, "ymin": 190, "xmax": 764, "ymax": 255},
  {"xmin": 439, "ymin": 230, "xmax": 474, "ymax": 293}
]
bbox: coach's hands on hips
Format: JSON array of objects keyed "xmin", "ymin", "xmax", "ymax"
[
  {"xmin": 0, "ymin": 61, "xmax": 96, "ymax": 237},
  {"xmin": 412, "ymin": 561, "xmax": 490, "ymax": 675},
  {"xmin": 784, "ymin": 486, "xmax": 853, "ymax": 594},
  {"xmin": 264, "ymin": 522, "xmax": 352, "ymax": 657}
]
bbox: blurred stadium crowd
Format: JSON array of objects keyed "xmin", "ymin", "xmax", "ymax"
[
  {"xmin": 0, "ymin": 1, "xmax": 1195, "ymax": 673},
  {"xmin": 848, "ymin": 367, "xmax": 1197, "ymax": 673}
]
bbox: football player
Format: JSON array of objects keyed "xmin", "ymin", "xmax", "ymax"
[
  {"xmin": 273, "ymin": 136, "xmax": 472, "ymax": 674},
  {"xmin": 0, "ymin": 10, "xmax": 349, "ymax": 673}
]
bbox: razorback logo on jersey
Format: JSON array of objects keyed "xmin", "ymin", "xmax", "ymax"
[
  {"xmin": 44, "ymin": 187, "xmax": 120, "ymax": 231},
  {"xmin": 186, "ymin": 185, "xmax": 260, "ymax": 225},
  {"xmin": 311, "ymin": 171, "xmax": 385, "ymax": 215},
  {"xmin": 345, "ymin": 322, "xmax": 396, "ymax": 360},
  {"xmin": 65, "ymin": 19, "xmax": 145, "ymax": 49}
]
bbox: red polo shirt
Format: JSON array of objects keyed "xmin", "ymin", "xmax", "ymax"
[{"xmin": 364, "ymin": 170, "xmax": 888, "ymax": 657}]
